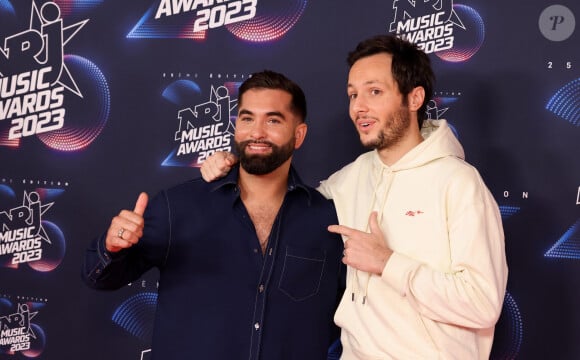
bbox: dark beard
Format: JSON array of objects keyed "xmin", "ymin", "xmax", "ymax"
[
  {"xmin": 235, "ymin": 139, "xmax": 295, "ymax": 175},
  {"xmin": 362, "ymin": 107, "xmax": 411, "ymax": 151}
]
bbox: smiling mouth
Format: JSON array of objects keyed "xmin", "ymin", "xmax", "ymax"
[{"xmin": 245, "ymin": 142, "xmax": 272, "ymax": 153}]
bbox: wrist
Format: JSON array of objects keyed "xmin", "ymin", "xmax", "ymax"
[{"xmin": 376, "ymin": 250, "xmax": 392, "ymax": 276}]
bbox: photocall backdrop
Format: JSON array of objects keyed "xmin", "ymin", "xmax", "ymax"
[{"xmin": 0, "ymin": 0, "xmax": 578, "ymax": 359}]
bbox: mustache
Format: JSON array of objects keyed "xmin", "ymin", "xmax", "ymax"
[{"xmin": 355, "ymin": 114, "xmax": 377, "ymax": 121}]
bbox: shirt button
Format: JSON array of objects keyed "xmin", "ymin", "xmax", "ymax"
[
  {"xmin": 254, "ymin": 322, "xmax": 260, "ymax": 330},
  {"xmin": 253, "ymin": 248, "xmax": 258, "ymax": 253},
  {"xmin": 258, "ymin": 285, "xmax": 264, "ymax": 293}
]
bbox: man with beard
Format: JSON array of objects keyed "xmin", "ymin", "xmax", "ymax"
[
  {"xmin": 81, "ymin": 70, "xmax": 344, "ymax": 360},
  {"xmin": 201, "ymin": 35, "xmax": 508, "ymax": 359}
]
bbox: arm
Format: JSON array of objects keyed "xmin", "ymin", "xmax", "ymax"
[
  {"xmin": 200, "ymin": 151, "xmax": 238, "ymax": 182},
  {"xmin": 384, "ymin": 172, "xmax": 508, "ymax": 328}
]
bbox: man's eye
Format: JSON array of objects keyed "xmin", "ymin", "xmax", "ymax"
[
  {"xmin": 371, "ymin": 89, "xmax": 382, "ymax": 95},
  {"xmin": 348, "ymin": 93, "xmax": 357, "ymax": 100}
]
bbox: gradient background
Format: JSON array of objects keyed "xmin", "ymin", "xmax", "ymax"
[{"xmin": 0, "ymin": 0, "xmax": 579, "ymax": 359}]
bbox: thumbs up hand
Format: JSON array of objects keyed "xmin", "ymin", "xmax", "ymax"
[{"xmin": 105, "ymin": 192, "xmax": 149, "ymax": 253}]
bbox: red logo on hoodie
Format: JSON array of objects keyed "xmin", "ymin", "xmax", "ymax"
[{"xmin": 405, "ymin": 210, "xmax": 424, "ymax": 217}]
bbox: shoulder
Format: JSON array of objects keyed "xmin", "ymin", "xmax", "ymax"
[
  {"xmin": 443, "ymin": 158, "xmax": 486, "ymax": 183},
  {"xmin": 439, "ymin": 159, "xmax": 496, "ymax": 202},
  {"xmin": 153, "ymin": 177, "xmax": 220, "ymax": 207},
  {"xmin": 305, "ymin": 185, "xmax": 336, "ymax": 205},
  {"xmin": 164, "ymin": 178, "xmax": 207, "ymax": 196},
  {"xmin": 327, "ymin": 151, "xmax": 374, "ymax": 182},
  {"xmin": 291, "ymin": 185, "xmax": 337, "ymax": 220},
  {"xmin": 316, "ymin": 151, "xmax": 375, "ymax": 199}
]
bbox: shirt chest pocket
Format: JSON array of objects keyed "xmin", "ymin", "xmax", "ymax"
[{"xmin": 278, "ymin": 246, "xmax": 326, "ymax": 301}]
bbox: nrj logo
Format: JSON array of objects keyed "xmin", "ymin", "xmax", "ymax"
[
  {"xmin": 0, "ymin": 190, "xmax": 64, "ymax": 270},
  {"xmin": 0, "ymin": 304, "xmax": 38, "ymax": 355},
  {"xmin": 388, "ymin": 0, "xmax": 485, "ymax": 62},
  {"xmin": 0, "ymin": 1, "xmax": 86, "ymax": 141},
  {"xmin": 427, "ymin": 92, "xmax": 461, "ymax": 121},
  {"xmin": 426, "ymin": 92, "xmax": 461, "ymax": 138},
  {"xmin": 0, "ymin": 1, "xmax": 109, "ymax": 151},
  {"xmin": 162, "ymin": 81, "xmax": 237, "ymax": 167}
]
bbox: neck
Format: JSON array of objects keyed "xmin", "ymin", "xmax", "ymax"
[{"xmin": 237, "ymin": 160, "xmax": 291, "ymax": 203}]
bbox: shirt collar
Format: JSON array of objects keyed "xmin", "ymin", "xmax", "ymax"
[{"xmin": 210, "ymin": 164, "xmax": 313, "ymax": 205}]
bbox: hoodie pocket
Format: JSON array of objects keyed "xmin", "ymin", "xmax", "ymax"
[{"xmin": 278, "ymin": 246, "xmax": 326, "ymax": 301}]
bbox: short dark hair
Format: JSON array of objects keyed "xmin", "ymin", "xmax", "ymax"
[
  {"xmin": 238, "ymin": 70, "xmax": 307, "ymax": 122},
  {"xmin": 347, "ymin": 35, "xmax": 434, "ymax": 128}
]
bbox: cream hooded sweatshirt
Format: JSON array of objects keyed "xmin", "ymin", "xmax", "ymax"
[{"xmin": 318, "ymin": 120, "xmax": 508, "ymax": 360}]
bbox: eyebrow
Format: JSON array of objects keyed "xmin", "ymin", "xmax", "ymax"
[
  {"xmin": 238, "ymin": 109, "xmax": 286, "ymax": 119},
  {"xmin": 347, "ymin": 80, "xmax": 382, "ymax": 88}
]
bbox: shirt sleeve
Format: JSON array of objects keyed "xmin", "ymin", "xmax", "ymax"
[{"xmin": 381, "ymin": 167, "xmax": 508, "ymax": 329}]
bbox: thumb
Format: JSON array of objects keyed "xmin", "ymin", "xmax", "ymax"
[
  {"xmin": 368, "ymin": 211, "xmax": 381, "ymax": 235},
  {"xmin": 133, "ymin": 192, "xmax": 148, "ymax": 216}
]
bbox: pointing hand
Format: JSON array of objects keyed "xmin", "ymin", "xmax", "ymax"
[{"xmin": 328, "ymin": 212, "xmax": 392, "ymax": 275}]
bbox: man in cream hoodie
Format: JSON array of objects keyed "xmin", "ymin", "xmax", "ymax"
[
  {"xmin": 322, "ymin": 35, "xmax": 508, "ymax": 359},
  {"xmin": 201, "ymin": 35, "xmax": 508, "ymax": 359}
]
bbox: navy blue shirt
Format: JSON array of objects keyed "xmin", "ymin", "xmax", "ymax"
[{"xmin": 82, "ymin": 166, "xmax": 345, "ymax": 359}]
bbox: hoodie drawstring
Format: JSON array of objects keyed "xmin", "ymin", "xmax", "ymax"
[{"xmin": 350, "ymin": 163, "xmax": 393, "ymax": 305}]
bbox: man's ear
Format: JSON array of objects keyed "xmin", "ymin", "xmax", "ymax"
[
  {"xmin": 408, "ymin": 86, "xmax": 425, "ymax": 111},
  {"xmin": 294, "ymin": 123, "xmax": 308, "ymax": 149}
]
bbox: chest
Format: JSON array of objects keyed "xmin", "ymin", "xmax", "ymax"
[{"xmin": 245, "ymin": 202, "xmax": 281, "ymax": 251}]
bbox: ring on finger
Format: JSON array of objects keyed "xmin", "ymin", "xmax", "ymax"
[{"xmin": 117, "ymin": 228, "xmax": 125, "ymax": 239}]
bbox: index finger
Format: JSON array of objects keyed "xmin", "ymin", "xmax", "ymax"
[{"xmin": 327, "ymin": 224, "xmax": 357, "ymax": 237}]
